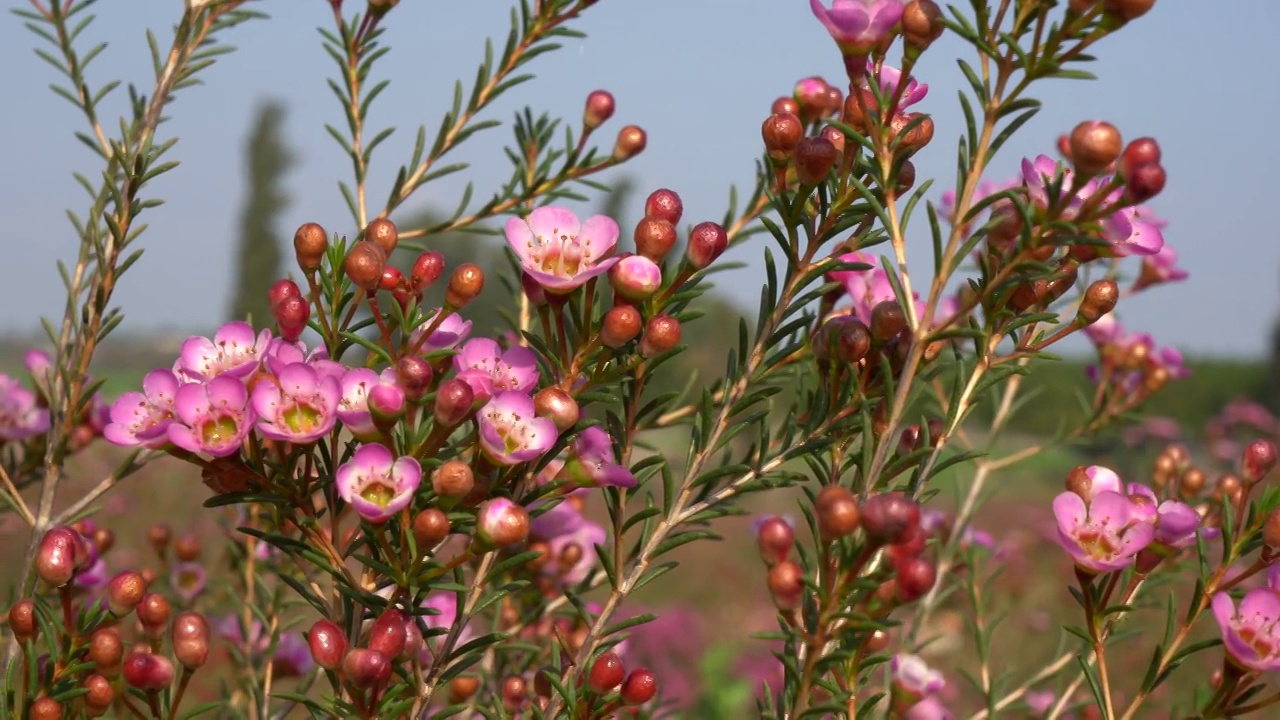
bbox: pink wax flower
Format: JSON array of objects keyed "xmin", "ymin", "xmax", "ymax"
[
  {"xmin": 272, "ymin": 632, "xmax": 314, "ymax": 678},
  {"xmin": 828, "ymin": 251, "xmax": 920, "ymax": 325},
  {"xmin": 0, "ymin": 375, "xmax": 50, "ymax": 441},
  {"xmin": 177, "ymin": 321, "xmax": 272, "ymax": 382},
  {"xmin": 891, "ymin": 653, "xmax": 944, "ymax": 698},
  {"xmin": 167, "ymin": 375, "xmax": 255, "ymax": 458},
  {"xmin": 903, "ymin": 697, "xmax": 954, "ymax": 720},
  {"xmin": 863, "ymin": 60, "xmax": 928, "ymax": 109},
  {"xmin": 170, "ymin": 562, "xmax": 208, "ymax": 603},
  {"xmin": 24, "ymin": 350, "xmax": 52, "ymax": 394},
  {"xmin": 1213, "ymin": 585, "xmax": 1280, "ymax": 671},
  {"xmin": 412, "ymin": 308, "xmax": 472, "ymax": 355},
  {"xmin": 1053, "ymin": 490, "xmax": 1154, "ymax": 573},
  {"xmin": 477, "ymin": 391, "xmax": 558, "ymax": 466},
  {"xmin": 335, "ymin": 443, "xmax": 421, "ymax": 523},
  {"xmin": 263, "ymin": 338, "xmax": 346, "ymax": 382},
  {"xmin": 252, "ymin": 363, "xmax": 341, "ymax": 444},
  {"xmin": 1021, "ymin": 155, "xmax": 1162, "ymax": 255},
  {"xmin": 452, "ymin": 337, "xmax": 540, "ymax": 404},
  {"xmin": 562, "ymin": 427, "xmax": 637, "ymax": 488},
  {"xmin": 530, "ymin": 500, "xmax": 607, "ymax": 586},
  {"xmin": 338, "ymin": 368, "xmax": 399, "ymax": 439},
  {"xmin": 938, "ymin": 179, "xmax": 1016, "ymax": 225},
  {"xmin": 505, "ymin": 206, "xmax": 621, "ymax": 294},
  {"xmin": 1110, "ymin": 205, "xmax": 1167, "ymax": 257},
  {"xmin": 421, "ymin": 592, "xmax": 474, "ymax": 654},
  {"xmin": 809, "ymin": 0, "xmax": 905, "ymax": 56},
  {"xmin": 1083, "ymin": 313, "xmax": 1123, "ymax": 346},
  {"xmin": 1126, "ymin": 484, "xmax": 1203, "ymax": 551},
  {"xmin": 1075, "ymin": 465, "xmax": 1123, "ymax": 501},
  {"xmin": 1135, "ymin": 243, "xmax": 1188, "ymax": 289}
]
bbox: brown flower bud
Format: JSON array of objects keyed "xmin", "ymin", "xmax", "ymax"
[
  {"xmin": 762, "ymin": 112, "xmax": 803, "ymax": 162},
  {"xmin": 84, "ymin": 674, "xmax": 114, "ymax": 716},
  {"xmin": 450, "ymin": 675, "xmax": 481, "ymax": 703},
  {"xmin": 816, "ymin": 485, "xmax": 860, "ymax": 540},
  {"xmin": 9, "ymin": 599, "xmax": 36, "ymax": 642},
  {"xmin": 767, "ymin": 560, "xmax": 804, "ymax": 610},
  {"xmin": 446, "ymin": 263, "xmax": 485, "ymax": 307},
  {"xmin": 293, "ymin": 222, "xmax": 329, "ymax": 272},
  {"xmin": 819, "ymin": 124, "xmax": 847, "ymax": 161},
  {"xmin": 621, "ymin": 668, "xmax": 658, "ymax": 706},
  {"xmin": 344, "ymin": 241, "xmax": 387, "ymax": 291},
  {"xmin": 123, "ymin": 652, "xmax": 175, "ymax": 691},
  {"xmin": 870, "ymin": 301, "xmax": 908, "ymax": 343},
  {"xmin": 35, "ymin": 527, "xmax": 81, "ymax": 588},
  {"xmin": 902, "ymin": 0, "xmax": 945, "ymax": 48},
  {"xmin": 308, "ymin": 619, "xmax": 347, "ymax": 671},
  {"xmin": 534, "ymin": 387, "xmax": 580, "ymax": 431},
  {"xmin": 432, "ymin": 460, "xmax": 475, "ymax": 499},
  {"xmin": 1045, "ymin": 264, "xmax": 1080, "ymax": 303},
  {"xmin": 588, "ymin": 651, "xmax": 626, "ymax": 693},
  {"xmin": 1077, "ymin": 279, "xmax": 1119, "ymax": 325},
  {"xmin": 1103, "ymin": 0, "xmax": 1155, "ymax": 21},
  {"xmin": 1069, "ymin": 121, "xmax": 1122, "ymax": 175},
  {"xmin": 794, "ymin": 137, "xmax": 838, "ymax": 185},
  {"xmin": 1180, "ymin": 467, "xmax": 1206, "ymax": 496},
  {"xmin": 1264, "ymin": 509, "xmax": 1280, "ymax": 549},
  {"xmin": 895, "ymin": 557, "xmax": 937, "ymax": 602},
  {"xmin": 634, "ymin": 217, "xmax": 678, "ymax": 262},
  {"xmin": 686, "ymin": 221, "xmax": 728, "ymax": 270},
  {"xmin": 171, "ymin": 611, "xmax": 211, "ymax": 670},
  {"xmin": 107, "ymin": 571, "xmax": 146, "ymax": 617},
  {"xmin": 433, "ymin": 378, "xmax": 475, "ymax": 427},
  {"xmin": 477, "ymin": 499, "xmax": 531, "ymax": 548},
  {"xmin": 892, "ymin": 113, "xmax": 934, "ymax": 153},
  {"xmin": 755, "ymin": 516, "xmax": 794, "ymax": 565},
  {"xmin": 1120, "ymin": 137, "xmax": 1162, "ymax": 178},
  {"xmin": 30, "ymin": 698, "xmax": 61, "ymax": 720},
  {"xmin": 896, "ymin": 160, "xmax": 917, "ymax": 193},
  {"xmin": 644, "ymin": 188, "xmax": 683, "ymax": 226},
  {"xmin": 639, "ymin": 314, "xmax": 682, "ymax": 357},
  {"xmin": 601, "ymin": 305, "xmax": 642, "ymax": 348},
  {"xmin": 865, "ymin": 629, "xmax": 890, "ymax": 652},
  {"xmin": 137, "ymin": 594, "xmax": 171, "ymax": 639},
  {"xmin": 1217, "ymin": 474, "xmax": 1244, "ymax": 506},
  {"xmin": 365, "ymin": 218, "xmax": 399, "ymax": 255},
  {"xmin": 413, "ymin": 508, "xmax": 451, "ymax": 548},
  {"xmin": 771, "ymin": 96, "xmax": 800, "ymax": 116},
  {"xmin": 612, "ymin": 125, "xmax": 646, "ymax": 161},
  {"xmin": 1244, "ymin": 440, "xmax": 1278, "ymax": 483},
  {"xmin": 147, "ymin": 524, "xmax": 172, "ymax": 557},
  {"xmin": 502, "ymin": 676, "xmax": 528, "ymax": 711},
  {"xmin": 343, "ymin": 648, "xmax": 393, "ymax": 690},
  {"xmin": 1125, "ymin": 162, "xmax": 1166, "ymax": 203},
  {"xmin": 1065, "ymin": 465, "xmax": 1092, "ymax": 499},
  {"xmin": 174, "ymin": 533, "xmax": 201, "ymax": 562},
  {"xmin": 89, "ymin": 628, "xmax": 123, "ymax": 671},
  {"xmin": 368, "ymin": 609, "xmax": 408, "ymax": 660},
  {"xmin": 584, "ymin": 90, "xmax": 615, "ymax": 130}
]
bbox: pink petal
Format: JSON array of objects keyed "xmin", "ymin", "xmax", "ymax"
[
  {"xmin": 527, "ymin": 206, "xmax": 581, "ymax": 241},
  {"xmin": 173, "ymin": 384, "xmax": 211, "ymax": 425},
  {"xmin": 206, "ymin": 376, "xmax": 248, "ymax": 409},
  {"xmin": 579, "ymin": 214, "xmax": 620, "ymax": 257}
]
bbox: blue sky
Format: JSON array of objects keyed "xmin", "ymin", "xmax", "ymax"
[{"xmin": 1, "ymin": 1, "xmax": 1276, "ymax": 358}]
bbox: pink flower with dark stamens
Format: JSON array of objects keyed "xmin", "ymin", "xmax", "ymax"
[
  {"xmin": 476, "ymin": 392, "xmax": 558, "ymax": 466},
  {"xmin": 1213, "ymin": 587, "xmax": 1280, "ymax": 671},
  {"xmin": 506, "ymin": 207, "xmax": 620, "ymax": 294},
  {"xmin": 452, "ymin": 338, "xmax": 539, "ymax": 405},
  {"xmin": 252, "ymin": 363, "xmax": 341, "ymax": 444},
  {"xmin": 828, "ymin": 251, "xmax": 920, "ymax": 325},
  {"xmin": 104, "ymin": 369, "xmax": 182, "ymax": 449},
  {"xmin": 563, "ymin": 427, "xmax": 636, "ymax": 488},
  {"xmin": 167, "ymin": 376, "xmax": 256, "ymax": 458},
  {"xmin": 809, "ymin": 0, "xmax": 905, "ymax": 56},
  {"xmin": 0, "ymin": 375, "xmax": 50, "ymax": 441},
  {"xmin": 336, "ymin": 443, "xmax": 420, "ymax": 523},
  {"xmin": 412, "ymin": 308, "xmax": 472, "ymax": 355},
  {"xmin": 338, "ymin": 368, "xmax": 398, "ymax": 439},
  {"xmin": 1053, "ymin": 490, "xmax": 1154, "ymax": 573},
  {"xmin": 177, "ymin": 321, "xmax": 272, "ymax": 381},
  {"xmin": 530, "ymin": 499, "xmax": 607, "ymax": 586}
]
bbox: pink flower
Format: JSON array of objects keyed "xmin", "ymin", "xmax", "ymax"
[
  {"xmin": 903, "ymin": 697, "xmax": 954, "ymax": 720},
  {"xmin": 412, "ymin": 308, "xmax": 472, "ymax": 354},
  {"xmin": 177, "ymin": 321, "xmax": 272, "ymax": 382},
  {"xmin": 167, "ymin": 376, "xmax": 256, "ymax": 457},
  {"xmin": 252, "ymin": 363, "xmax": 342, "ymax": 444},
  {"xmin": 1021, "ymin": 156, "xmax": 1162, "ymax": 256},
  {"xmin": 0, "ymin": 375, "xmax": 51, "ymax": 441},
  {"xmin": 505, "ymin": 207, "xmax": 620, "ymax": 294},
  {"xmin": 476, "ymin": 392, "xmax": 558, "ymax": 466},
  {"xmin": 891, "ymin": 653, "xmax": 945, "ymax": 698},
  {"xmin": 104, "ymin": 370, "xmax": 182, "ymax": 449},
  {"xmin": 452, "ymin": 338, "xmax": 540, "ymax": 405},
  {"xmin": 263, "ymin": 338, "xmax": 345, "ymax": 381},
  {"xmin": 530, "ymin": 500, "xmax": 607, "ymax": 586},
  {"xmin": 562, "ymin": 427, "xmax": 637, "ymax": 488},
  {"xmin": 171, "ymin": 562, "xmax": 208, "ymax": 603},
  {"xmin": 865, "ymin": 60, "xmax": 928, "ymax": 109},
  {"xmin": 1212, "ymin": 587, "xmax": 1280, "ymax": 671},
  {"xmin": 421, "ymin": 593, "xmax": 474, "ymax": 654},
  {"xmin": 809, "ymin": 0, "xmax": 905, "ymax": 56},
  {"xmin": 1053, "ymin": 490, "xmax": 1154, "ymax": 573},
  {"xmin": 1076, "ymin": 465, "xmax": 1123, "ymax": 501},
  {"xmin": 1110, "ymin": 205, "xmax": 1166, "ymax": 256},
  {"xmin": 338, "ymin": 368, "xmax": 397, "ymax": 439},
  {"xmin": 1126, "ymin": 484, "xmax": 1203, "ymax": 551},
  {"xmin": 828, "ymin": 251, "xmax": 919, "ymax": 325},
  {"xmin": 335, "ymin": 443, "xmax": 421, "ymax": 523},
  {"xmin": 1135, "ymin": 242, "xmax": 1187, "ymax": 289}
]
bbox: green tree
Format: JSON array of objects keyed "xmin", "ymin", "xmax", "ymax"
[{"xmin": 228, "ymin": 100, "xmax": 295, "ymax": 324}]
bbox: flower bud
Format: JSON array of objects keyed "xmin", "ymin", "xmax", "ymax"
[
  {"xmin": 601, "ymin": 305, "xmax": 642, "ymax": 348},
  {"xmin": 268, "ymin": 279, "xmax": 302, "ymax": 311},
  {"xmin": 413, "ymin": 508, "xmax": 451, "ymax": 548},
  {"xmin": 89, "ymin": 628, "xmax": 123, "ymax": 671},
  {"xmin": 1264, "ymin": 509, "xmax": 1280, "ymax": 549},
  {"xmin": 891, "ymin": 113, "xmax": 934, "ymax": 153},
  {"xmin": 587, "ymin": 651, "xmax": 625, "ymax": 693},
  {"xmin": 895, "ymin": 557, "xmax": 937, "ymax": 602},
  {"xmin": 621, "ymin": 668, "xmax": 658, "ymax": 705},
  {"xmin": 902, "ymin": 0, "xmax": 944, "ymax": 49},
  {"xmin": 834, "ymin": 319, "xmax": 872, "ymax": 364},
  {"xmin": 476, "ymin": 498, "xmax": 530, "ymax": 548},
  {"xmin": 644, "ymin": 189, "xmax": 683, "ymax": 226},
  {"xmin": 107, "ymin": 571, "xmax": 146, "ymax": 617},
  {"xmin": 639, "ymin": 314, "xmax": 682, "ymax": 357},
  {"xmin": 860, "ymin": 491, "xmax": 921, "ymax": 545},
  {"xmin": 1244, "ymin": 440, "xmax": 1277, "ymax": 483},
  {"xmin": 762, "ymin": 112, "xmax": 803, "ymax": 162},
  {"xmin": 686, "ymin": 221, "xmax": 728, "ymax": 270},
  {"xmin": 1217, "ymin": 474, "xmax": 1244, "ymax": 506},
  {"xmin": 123, "ymin": 652, "xmax": 175, "ymax": 691},
  {"xmin": 584, "ymin": 90, "xmax": 615, "ymax": 130},
  {"xmin": 1077, "ymin": 279, "xmax": 1119, "ymax": 325},
  {"xmin": 1069, "ymin": 121, "xmax": 1122, "ymax": 176},
  {"xmin": 611, "ymin": 254, "xmax": 662, "ymax": 302},
  {"xmin": 772, "ymin": 96, "xmax": 801, "ymax": 116},
  {"xmin": 9, "ymin": 599, "xmax": 36, "ymax": 642},
  {"xmin": 794, "ymin": 137, "xmax": 838, "ymax": 185},
  {"xmin": 368, "ymin": 383, "xmax": 407, "ymax": 431},
  {"xmin": 433, "ymin": 378, "xmax": 475, "ymax": 427},
  {"xmin": 446, "ymin": 263, "xmax": 485, "ymax": 307},
  {"xmin": 1120, "ymin": 137, "xmax": 1161, "ymax": 178},
  {"xmin": 30, "ymin": 698, "xmax": 61, "ymax": 720},
  {"xmin": 171, "ymin": 611, "xmax": 210, "ymax": 670},
  {"xmin": 345, "ymin": 241, "xmax": 387, "ymax": 291},
  {"xmin": 793, "ymin": 76, "xmax": 831, "ymax": 122},
  {"xmin": 1125, "ymin": 162, "xmax": 1166, "ymax": 202},
  {"xmin": 534, "ymin": 387, "xmax": 580, "ymax": 431},
  {"xmin": 816, "ymin": 485, "xmax": 860, "ymax": 540},
  {"xmin": 35, "ymin": 527, "xmax": 82, "ymax": 587},
  {"xmin": 1103, "ymin": 0, "xmax": 1155, "ymax": 21},
  {"xmin": 273, "ymin": 295, "xmax": 310, "ymax": 343},
  {"xmin": 342, "ymin": 648, "xmax": 392, "ymax": 690},
  {"xmin": 870, "ymin": 301, "xmax": 908, "ymax": 343},
  {"xmin": 84, "ymin": 674, "xmax": 114, "ymax": 716},
  {"xmin": 1181, "ymin": 467, "xmax": 1206, "ymax": 496},
  {"xmin": 633, "ymin": 217, "xmax": 677, "ymax": 262},
  {"xmin": 896, "ymin": 160, "xmax": 917, "ymax": 193},
  {"xmin": 502, "ymin": 676, "xmax": 527, "ymax": 711},
  {"xmin": 365, "ymin": 217, "xmax": 399, "ymax": 255},
  {"xmin": 379, "ymin": 266, "xmax": 405, "ymax": 294},
  {"xmin": 137, "ymin": 593, "xmax": 171, "ymax": 638},
  {"xmin": 148, "ymin": 524, "xmax": 171, "ymax": 557},
  {"xmin": 612, "ymin": 125, "xmax": 647, "ymax": 161},
  {"xmin": 308, "ymin": 619, "xmax": 347, "ymax": 671},
  {"xmin": 293, "ymin": 222, "xmax": 329, "ymax": 272},
  {"xmin": 755, "ymin": 516, "xmax": 795, "ymax": 565},
  {"xmin": 173, "ymin": 533, "xmax": 200, "ymax": 562},
  {"xmin": 432, "ymin": 460, "xmax": 475, "ymax": 501},
  {"xmin": 396, "ymin": 356, "xmax": 433, "ymax": 402},
  {"xmin": 411, "ymin": 250, "xmax": 446, "ymax": 289},
  {"xmin": 368, "ymin": 608, "xmax": 408, "ymax": 660},
  {"xmin": 767, "ymin": 560, "xmax": 804, "ymax": 610},
  {"xmin": 450, "ymin": 675, "xmax": 482, "ymax": 703}
]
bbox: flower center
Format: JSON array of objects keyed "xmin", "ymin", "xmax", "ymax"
[
  {"xmin": 359, "ymin": 479, "xmax": 396, "ymax": 509},
  {"xmin": 199, "ymin": 414, "xmax": 240, "ymax": 448},
  {"xmin": 282, "ymin": 401, "xmax": 322, "ymax": 433}
]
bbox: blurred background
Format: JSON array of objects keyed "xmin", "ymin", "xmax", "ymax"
[{"xmin": 2, "ymin": 1, "xmax": 1279, "ymax": 715}]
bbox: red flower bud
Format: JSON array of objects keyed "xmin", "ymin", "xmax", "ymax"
[
  {"xmin": 639, "ymin": 314, "xmax": 682, "ymax": 357},
  {"xmin": 502, "ymin": 676, "xmax": 527, "ymax": 711},
  {"xmin": 644, "ymin": 189, "xmax": 683, "ymax": 226},
  {"xmin": 686, "ymin": 221, "xmax": 728, "ymax": 270},
  {"xmin": 9, "ymin": 599, "xmax": 36, "ymax": 642},
  {"xmin": 762, "ymin": 112, "xmax": 803, "ymax": 162},
  {"xmin": 342, "ymin": 648, "xmax": 393, "ymax": 690},
  {"xmin": 30, "ymin": 698, "xmax": 61, "ymax": 720},
  {"xmin": 450, "ymin": 676, "xmax": 481, "ymax": 703},
  {"xmin": 365, "ymin": 217, "xmax": 399, "ymax": 255},
  {"xmin": 816, "ymin": 485, "xmax": 860, "ymax": 540},
  {"xmin": 1103, "ymin": 0, "xmax": 1155, "ymax": 21},
  {"xmin": 1244, "ymin": 440, "xmax": 1277, "ymax": 483},
  {"xmin": 1124, "ymin": 162, "xmax": 1166, "ymax": 202},
  {"xmin": 794, "ymin": 137, "xmax": 838, "ymax": 185},
  {"xmin": 755, "ymin": 516, "xmax": 794, "ymax": 565},
  {"xmin": 345, "ymin": 241, "xmax": 387, "ymax": 291},
  {"xmin": 634, "ymin": 217, "xmax": 678, "ymax": 262},
  {"xmin": 308, "ymin": 619, "xmax": 348, "ymax": 671},
  {"xmin": 107, "ymin": 571, "xmax": 146, "ymax": 617},
  {"xmin": 534, "ymin": 387, "xmax": 580, "ymax": 432},
  {"xmin": 274, "ymin": 295, "xmax": 310, "ymax": 343},
  {"xmin": 268, "ymin": 279, "xmax": 302, "ymax": 311},
  {"xmin": 895, "ymin": 556, "xmax": 937, "ymax": 602},
  {"xmin": 1069, "ymin": 120, "xmax": 1122, "ymax": 175},
  {"xmin": 35, "ymin": 526, "xmax": 82, "ymax": 587},
  {"xmin": 1120, "ymin": 137, "xmax": 1161, "ymax": 178},
  {"xmin": 860, "ymin": 491, "xmax": 921, "ymax": 545},
  {"xmin": 395, "ymin": 356, "xmax": 433, "ymax": 402},
  {"xmin": 588, "ymin": 651, "xmax": 626, "ymax": 693},
  {"xmin": 613, "ymin": 125, "xmax": 647, "ymax": 162},
  {"xmin": 411, "ymin": 251, "xmax": 446, "ymax": 289},
  {"xmin": 412, "ymin": 508, "xmax": 451, "ymax": 548},
  {"xmin": 601, "ymin": 305, "xmax": 642, "ymax": 348},
  {"xmin": 171, "ymin": 611, "xmax": 211, "ymax": 670},
  {"xmin": 123, "ymin": 652, "xmax": 175, "ymax": 691},
  {"xmin": 476, "ymin": 499, "xmax": 531, "ymax": 548},
  {"xmin": 772, "ymin": 97, "xmax": 801, "ymax": 116},
  {"xmin": 621, "ymin": 668, "xmax": 658, "ymax": 705},
  {"xmin": 379, "ymin": 266, "xmax": 405, "ymax": 293},
  {"xmin": 137, "ymin": 593, "xmax": 171, "ymax": 639},
  {"xmin": 433, "ymin": 378, "xmax": 475, "ymax": 427},
  {"xmin": 368, "ymin": 609, "xmax": 408, "ymax": 660},
  {"xmin": 584, "ymin": 90, "xmax": 616, "ymax": 130},
  {"xmin": 446, "ymin": 263, "xmax": 485, "ymax": 308},
  {"xmin": 293, "ymin": 222, "xmax": 328, "ymax": 272}
]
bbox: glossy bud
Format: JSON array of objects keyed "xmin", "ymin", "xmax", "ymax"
[
  {"xmin": 365, "ymin": 218, "xmax": 399, "ymax": 255},
  {"xmin": 613, "ymin": 125, "xmax": 647, "ymax": 161},
  {"xmin": 411, "ymin": 251, "xmax": 446, "ymax": 289},
  {"xmin": 293, "ymin": 222, "xmax": 328, "ymax": 272},
  {"xmin": 634, "ymin": 217, "xmax": 678, "ymax": 262},
  {"xmin": 534, "ymin": 387, "xmax": 580, "ymax": 432},
  {"xmin": 644, "ymin": 189, "xmax": 683, "ymax": 226},
  {"xmin": 686, "ymin": 221, "xmax": 728, "ymax": 270},
  {"xmin": 308, "ymin": 619, "xmax": 348, "ymax": 671},
  {"xmin": 433, "ymin": 379, "xmax": 475, "ymax": 427},
  {"xmin": 368, "ymin": 609, "xmax": 408, "ymax": 660},
  {"xmin": 446, "ymin": 263, "xmax": 485, "ymax": 307},
  {"xmin": 344, "ymin": 241, "xmax": 386, "ymax": 291},
  {"xmin": 639, "ymin": 315, "xmax": 682, "ymax": 357},
  {"xmin": 342, "ymin": 648, "xmax": 393, "ymax": 690},
  {"xmin": 123, "ymin": 652, "xmax": 175, "ymax": 691},
  {"xmin": 601, "ymin": 305, "xmax": 642, "ymax": 348},
  {"xmin": 621, "ymin": 668, "xmax": 659, "ymax": 705},
  {"xmin": 171, "ymin": 611, "xmax": 211, "ymax": 670},
  {"xmin": 588, "ymin": 651, "xmax": 626, "ymax": 693},
  {"xmin": 584, "ymin": 90, "xmax": 616, "ymax": 130},
  {"xmin": 413, "ymin": 508, "xmax": 451, "ymax": 548},
  {"xmin": 9, "ymin": 599, "xmax": 37, "ymax": 642}
]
